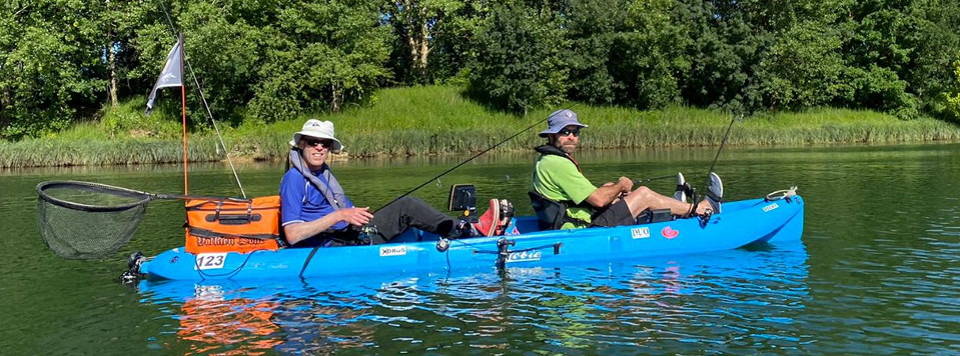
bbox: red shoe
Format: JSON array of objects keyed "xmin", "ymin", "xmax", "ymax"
[{"xmin": 473, "ymin": 199, "xmax": 501, "ymax": 237}]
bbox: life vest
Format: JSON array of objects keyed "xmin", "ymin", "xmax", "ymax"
[{"xmin": 530, "ymin": 145, "xmax": 595, "ymax": 230}]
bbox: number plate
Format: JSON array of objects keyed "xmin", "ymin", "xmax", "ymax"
[{"xmin": 196, "ymin": 253, "xmax": 228, "ymax": 270}]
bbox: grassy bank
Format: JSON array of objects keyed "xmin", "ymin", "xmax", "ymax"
[{"xmin": 3, "ymin": 85, "xmax": 960, "ymax": 168}]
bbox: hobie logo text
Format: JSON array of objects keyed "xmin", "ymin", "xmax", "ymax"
[{"xmin": 506, "ymin": 250, "xmax": 542, "ymax": 263}]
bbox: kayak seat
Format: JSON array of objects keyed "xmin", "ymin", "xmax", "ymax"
[{"xmin": 528, "ymin": 191, "xmax": 591, "ymax": 231}]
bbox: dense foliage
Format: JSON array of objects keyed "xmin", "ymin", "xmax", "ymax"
[{"xmin": 1, "ymin": 0, "xmax": 959, "ymax": 140}]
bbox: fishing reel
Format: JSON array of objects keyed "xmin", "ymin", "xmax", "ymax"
[{"xmin": 357, "ymin": 224, "xmax": 380, "ymax": 245}]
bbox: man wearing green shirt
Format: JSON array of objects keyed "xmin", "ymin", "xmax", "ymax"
[{"xmin": 530, "ymin": 109, "xmax": 722, "ymax": 230}]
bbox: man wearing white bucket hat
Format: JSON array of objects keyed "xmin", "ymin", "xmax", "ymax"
[
  {"xmin": 280, "ymin": 119, "xmax": 469, "ymax": 247},
  {"xmin": 529, "ymin": 109, "xmax": 723, "ymax": 230}
]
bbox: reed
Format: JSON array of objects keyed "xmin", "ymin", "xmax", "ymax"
[{"xmin": 2, "ymin": 86, "xmax": 959, "ymax": 168}]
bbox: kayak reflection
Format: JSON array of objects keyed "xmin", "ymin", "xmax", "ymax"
[{"xmin": 137, "ymin": 239, "xmax": 809, "ymax": 353}]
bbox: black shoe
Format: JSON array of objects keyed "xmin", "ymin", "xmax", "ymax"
[
  {"xmin": 495, "ymin": 199, "xmax": 515, "ymax": 235},
  {"xmin": 451, "ymin": 219, "xmax": 478, "ymax": 239}
]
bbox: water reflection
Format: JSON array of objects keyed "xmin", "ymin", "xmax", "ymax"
[
  {"xmin": 176, "ymin": 285, "xmax": 283, "ymax": 355},
  {"xmin": 138, "ymin": 240, "xmax": 809, "ymax": 354}
]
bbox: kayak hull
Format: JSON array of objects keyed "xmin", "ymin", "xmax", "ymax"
[{"xmin": 139, "ymin": 196, "xmax": 804, "ymax": 281}]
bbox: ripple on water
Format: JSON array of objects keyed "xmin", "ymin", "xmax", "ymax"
[{"xmin": 129, "ymin": 242, "xmax": 813, "ymax": 354}]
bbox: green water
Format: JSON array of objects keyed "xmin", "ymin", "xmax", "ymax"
[{"xmin": 1, "ymin": 144, "xmax": 958, "ymax": 354}]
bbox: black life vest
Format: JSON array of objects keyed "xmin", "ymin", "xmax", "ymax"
[{"xmin": 529, "ymin": 145, "xmax": 595, "ymax": 230}]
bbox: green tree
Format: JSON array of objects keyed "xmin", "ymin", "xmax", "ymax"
[
  {"xmin": 467, "ymin": 3, "xmax": 568, "ymax": 113},
  {"xmin": 423, "ymin": 0, "xmax": 490, "ymax": 84},
  {"xmin": 899, "ymin": 0, "xmax": 960, "ymax": 118},
  {"xmin": 610, "ymin": 0, "xmax": 690, "ymax": 108},
  {"xmin": 564, "ymin": 0, "xmax": 629, "ymax": 106},
  {"xmin": 251, "ymin": 0, "xmax": 391, "ymax": 118},
  {"xmin": 383, "ymin": 0, "xmax": 470, "ymax": 84},
  {"xmin": 675, "ymin": 0, "xmax": 770, "ymax": 113},
  {"xmin": 0, "ymin": 0, "xmax": 109, "ymax": 139},
  {"xmin": 945, "ymin": 53, "xmax": 960, "ymax": 121},
  {"xmin": 135, "ymin": 1, "xmax": 270, "ymax": 125},
  {"xmin": 753, "ymin": 7, "xmax": 847, "ymax": 111},
  {"xmin": 134, "ymin": 0, "xmax": 391, "ymax": 123}
]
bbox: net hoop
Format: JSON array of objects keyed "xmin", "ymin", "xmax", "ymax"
[{"xmin": 37, "ymin": 181, "xmax": 154, "ymax": 212}]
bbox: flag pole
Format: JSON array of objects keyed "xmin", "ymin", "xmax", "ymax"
[{"xmin": 179, "ymin": 33, "xmax": 188, "ymax": 195}]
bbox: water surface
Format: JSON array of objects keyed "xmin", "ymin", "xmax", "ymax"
[{"xmin": 2, "ymin": 143, "xmax": 958, "ymax": 354}]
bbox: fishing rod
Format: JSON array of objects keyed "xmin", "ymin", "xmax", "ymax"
[
  {"xmin": 631, "ymin": 115, "xmax": 740, "ymax": 186},
  {"xmin": 706, "ymin": 113, "xmax": 741, "ymax": 178},
  {"xmin": 374, "ymin": 115, "xmax": 552, "ymax": 213},
  {"xmin": 692, "ymin": 113, "xmax": 741, "ymax": 193},
  {"xmin": 630, "ymin": 114, "xmax": 738, "ymax": 196}
]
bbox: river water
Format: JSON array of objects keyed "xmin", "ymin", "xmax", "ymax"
[{"xmin": 1, "ymin": 144, "xmax": 958, "ymax": 354}]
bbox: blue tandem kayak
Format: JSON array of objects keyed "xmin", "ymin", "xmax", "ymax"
[{"xmin": 139, "ymin": 195, "xmax": 804, "ymax": 281}]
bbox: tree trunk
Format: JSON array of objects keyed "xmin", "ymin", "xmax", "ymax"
[
  {"xmin": 108, "ymin": 44, "xmax": 118, "ymax": 108},
  {"xmin": 330, "ymin": 83, "xmax": 341, "ymax": 112},
  {"xmin": 402, "ymin": 1, "xmax": 430, "ymax": 80},
  {"xmin": 104, "ymin": 0, "xmax": 118, "ymax": 108},
  {"xmin": 1, "ymin": 86, "xmax": 9, "ymax": 109},
  {"xmin": 417, "ymin": 16, "xmax": 430, "ymax": 70}
]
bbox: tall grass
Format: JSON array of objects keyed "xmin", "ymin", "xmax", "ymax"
[{"xmin": 2, "ymin": 86, "xmax": 959, "ymax": 168}]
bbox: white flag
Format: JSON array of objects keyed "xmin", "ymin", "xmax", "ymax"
[{"xmin": 145, "ymin": 37, "xmax": 184, "ymax": 115}]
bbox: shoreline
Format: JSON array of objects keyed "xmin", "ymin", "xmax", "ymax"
[
  {"xmin": 3, "ymin": 138, "xmax": 959, "ymax": 169},
  {"xmin": 4, "ymin": 86, "xmax": 960, "ymax": 168}
]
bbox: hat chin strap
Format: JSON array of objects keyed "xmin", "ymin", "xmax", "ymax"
[{"xmin": 289, "ymin": 148, "xmax": 348, "ymax": 210}]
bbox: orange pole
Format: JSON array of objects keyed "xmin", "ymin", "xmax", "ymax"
[
  {"xmin": 181, "ymin": 84, "xmax": 188, "ymax": 195},
  {"xmin": 179, "ymin": 34, "xmax": 188, "ymax": 195}
]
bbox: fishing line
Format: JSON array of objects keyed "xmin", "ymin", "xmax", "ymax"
[
  {"xmin": 374, "ymin": 113, "xmax": 556, "ymax": 213},
  {"xmin": 633, "ymin": 173, "xmax": 705, "ymax": 184}
]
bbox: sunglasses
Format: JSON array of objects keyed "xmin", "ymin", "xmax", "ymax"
[
  {"xmin": 557, "ymin": 127, "xmax": 581, "ymax": 137},
  {"xmin": 303, "ymin": 138, "xmax": 334, "ymax": 148}
]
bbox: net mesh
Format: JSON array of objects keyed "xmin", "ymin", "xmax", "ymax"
[{"xmin": 36, "ymin": 181, "xmax": 153, "ymax": 259}]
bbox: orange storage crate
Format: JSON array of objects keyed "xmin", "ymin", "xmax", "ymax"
[{"xmin": 184, "ymin": 196, "xmax": 282, "ymax": 254}]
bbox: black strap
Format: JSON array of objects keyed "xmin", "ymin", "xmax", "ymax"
[
  {"xmin": 289, "ymin": 149, "xmax": 348, "ymax": 210},
  {"xmin": 534, "ymin": 145, "xmax": 582, "ymax": 172},
  {"xmin": 299, "ymin": 246, "xmax": 320, "ymax": 278}
]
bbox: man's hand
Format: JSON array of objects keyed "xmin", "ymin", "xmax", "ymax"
[
  {"xmin": 337, "ymin": 207, "xmax": 373, "ymax": 226},
  {"xmin": 617, "ymin": 176, "xmax": 634, "ymax": 194}
]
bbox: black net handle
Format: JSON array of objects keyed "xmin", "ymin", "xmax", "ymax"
[{"xmin": 36, "ymin": 181, "xmax": 249, "ymax": 212}]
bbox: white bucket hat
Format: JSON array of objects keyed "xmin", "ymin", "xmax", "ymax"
[{"xmin": 289, "ymin": 119, "xmax": 344, "ymax": 153}]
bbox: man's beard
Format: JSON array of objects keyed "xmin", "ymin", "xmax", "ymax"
[{"xmin": 554, "ymin": 141, "xmax": 576, "ymax": 154}]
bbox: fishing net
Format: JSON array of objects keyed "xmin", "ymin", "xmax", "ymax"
[{"xmin": 36, "ymin": 181, "xmax": 155, "ymax": 260}]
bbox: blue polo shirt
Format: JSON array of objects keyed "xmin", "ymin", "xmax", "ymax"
[{"xmin": 280, "ymin": 167, "xmax": 354, "ymax": 231}]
